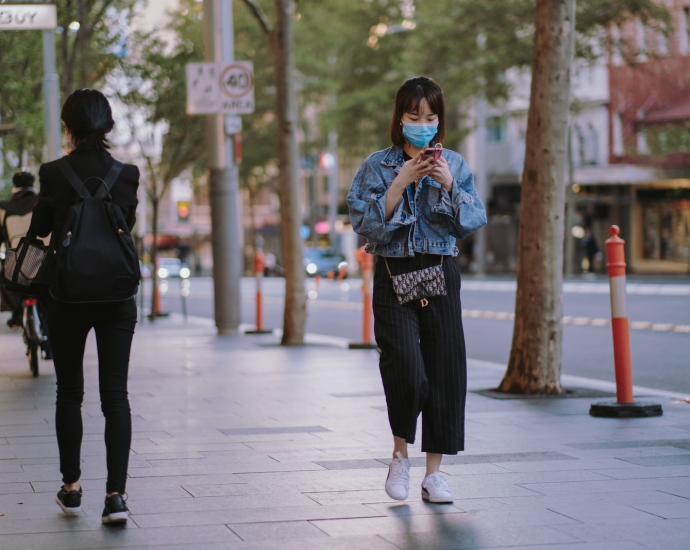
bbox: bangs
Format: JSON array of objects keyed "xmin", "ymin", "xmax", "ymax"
[
  {"xmin": 403, "ymin": 91, "xmax": 439, "ymax": 116},
  {"xmin": 390, "ymin": 77, "xmax": 446, "ymax": 146}
]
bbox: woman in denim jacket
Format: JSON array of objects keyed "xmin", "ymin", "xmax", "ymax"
[{"xmin": 347, "ymin": 77, "xmax": 486, "ymax": 504}]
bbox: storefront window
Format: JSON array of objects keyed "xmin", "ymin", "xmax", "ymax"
[{"xmin": 643, "ymin": 200, "xmax": 690, "ymax": 262}]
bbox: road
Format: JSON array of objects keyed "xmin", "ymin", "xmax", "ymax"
[{"xmin": 152, "ymin": 276, "xmax": 690, "ymax": 395}]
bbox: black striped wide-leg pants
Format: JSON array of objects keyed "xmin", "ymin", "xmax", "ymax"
[{"xmin": 372, "ymin": 254, "xmax": 466, "ymax": 455}]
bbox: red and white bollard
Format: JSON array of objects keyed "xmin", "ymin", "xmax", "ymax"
[
  {"xmin": 589, "ymin": 226, "xmax": 662, "ymax": 418},
  {"xmin": 349, "ymin": 247, "xmax": 378, "ymax": 350},
  {"xmin": 246, "ymin": 248, "xmax": 272, "ymax": 335}
]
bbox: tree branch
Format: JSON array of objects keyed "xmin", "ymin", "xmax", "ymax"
[{"xmin": 241, "ymin": 0, "xmax": 273, "ymax": 35}]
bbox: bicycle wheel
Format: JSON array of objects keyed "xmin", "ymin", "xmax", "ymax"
[
  {"xmin": 28, "ymin": 339, "xmax": 39, "ymax": 377},
  {"xmin": 24, "ymin": 306, "xmax": 40, "ymax": 377}
]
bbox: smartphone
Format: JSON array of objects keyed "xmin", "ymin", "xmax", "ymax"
[{"xmin": 421, "ymin": 144, "xmax": 443, "ymax": 162}]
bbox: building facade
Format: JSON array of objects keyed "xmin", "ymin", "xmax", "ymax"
[{"xmin": 462, "ymin": 0, "xmax": 690, "ymax": 275}]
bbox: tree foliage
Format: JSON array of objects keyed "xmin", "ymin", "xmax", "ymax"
[{"xmin": 0, "ymin": 0, "xmax": 141, "ymax": 178}]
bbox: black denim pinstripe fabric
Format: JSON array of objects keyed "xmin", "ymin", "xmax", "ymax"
[{"xmin": 372, "ymin": 254, "xmax": 467, "ymax": 455}]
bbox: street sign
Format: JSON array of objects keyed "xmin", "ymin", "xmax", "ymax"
[
  {"xmin": 0, "ymin": 5, "xmax": 57, "ymax": 30},
  {"xmin": 186, "ymin": 62, "xmax": 255, "ymax": 115},
  {"xmin": 225, "ymin": 116, "xmax": 242, "ymax": 135}
]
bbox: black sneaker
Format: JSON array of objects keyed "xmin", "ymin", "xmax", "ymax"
[
  {"xmin": 55, "ymin": 486, "xmax": 82, "ymax": 514},
  {"xmin": 102, "ymin": 494, "xmax": 129, "ymax": 524}
]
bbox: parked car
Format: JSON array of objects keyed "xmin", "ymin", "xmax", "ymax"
[
  {"xmin": 157, "ymin": 257, "xmax": 190, "ymax": 279},
  {"xmin": 303, "ymin": 248, "xmax": 347, "ymax": 277}
]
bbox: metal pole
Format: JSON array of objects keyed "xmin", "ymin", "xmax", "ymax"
[
  {"xmin": 328, "ymin": 131, "xmax": 339, "ymax": 253},
  {"xmin": 42, "ymin": 29, "xmax": 61, "ymax": 162},
  {"xmin": 203, "ymin": 0, "xmax": 243, "ymax": 335},
  {"xmin": 564, "ymin": 127, "xmax": 576, "ymax": 275},
  {"xmin": 474, "ymin": 96, "xmax": 487, "ymax": 276}
]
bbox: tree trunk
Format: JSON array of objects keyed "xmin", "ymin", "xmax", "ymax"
[
  {"xmin": 149, "ymin": 197, "xmax": 159, "ymax": 322},
  {"xmin": 498, "ymin": 0, "xmax": 575, "ymax": 394},
  {"xmin": 272, "ymin": 0, "xmax": 306, "ymax": 345}
]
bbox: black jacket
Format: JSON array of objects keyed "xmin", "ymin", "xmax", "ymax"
[
  {"xmin": 0, "ymin": 188, "xmax": 39, "ymax": 246},
  {"xmin": 0, "ymin": 187, "xmax": 39, "ymax": 217},
  {"xmin": 29, "ymin": 143, "xmax": 139, "ymax": 280}
]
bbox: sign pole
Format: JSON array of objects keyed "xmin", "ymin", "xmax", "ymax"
[
  {"xmin": 203, "ymin": 0, "xmax": 243, "ymax": 335},
  {"xmin": 0, "ymin": 5, "xmax": 60, "ymax": 162},
  {"xmin": 42, "ymin": 28, "xmax": 61, "ymax": 161}
]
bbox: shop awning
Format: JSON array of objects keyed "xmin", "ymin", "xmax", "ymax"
[{"xmin": 639, "ymin": 96, "xmax": 690, "ymax": 125}]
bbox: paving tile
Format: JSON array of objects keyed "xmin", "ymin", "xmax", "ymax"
[
  {"xmin": 128, "ymin": 492, "xmax": 318, "ymax": 514},
  {"xmin": 630, "ymin": 501, "xmax": 690, "ymax": 519},
  {"xmin": 113, "ymin": 535, "xmax": 399, "ymax": 550},
  {"xmin": 219, "ymin": 426, "xmax": 332, "ymax": 436},
  {"xmin": 314, "ymin": 459, "xmax": 388, "ymax": 470},
  {"xmin": 0, "ymin": 524, "xmax": 240, "ymax": 550},
  {"xmin": 616, "ymin": 454, "xmax": 690, "ymax": 467},
  {"xmin": 380, "ymin": 523, "xmax": 580, "ymax": 549},
  {"xmin": 229, "ymin": 520, "xmax": 328, "ymax": 541},
  {"xmin": 132, "ymin": 503, "xmax": 384, "ymax": 528},
  {"xmin": 552, "ymin": 517, "xmax": 690, "ymax": 542},
  {"xmin": 546, "ymin": 503, "xmax": 662, "ymax": 524},
  {"xmin": 567, "ymin": 439, "xmax": 690, "ymax": 450},
  {"xmin": 0, "ymin": 482, "xmax": 34, "ymax": 495}
]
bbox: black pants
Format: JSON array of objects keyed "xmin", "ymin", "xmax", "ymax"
[
  {"xmin": 47, "ymin": 297, "xmax": 137, "ymax": 494},
  {"xmin": 373, "ymin": 255, "xmax": 466, "ymax": 455}
]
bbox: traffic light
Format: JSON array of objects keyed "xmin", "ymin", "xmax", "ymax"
[{"xmin": 177, "ymin": 201, "xmax": 190, "ymax": 222}]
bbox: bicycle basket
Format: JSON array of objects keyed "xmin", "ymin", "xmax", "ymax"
[{"xmin": 1, "ymin": 236, "xmax": 48, "ymax": 289}]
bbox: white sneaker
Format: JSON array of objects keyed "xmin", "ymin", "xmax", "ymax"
[
  {"xmin": 385, "ymin": 451, "xmax": 410, "ymax": 501},
  {"xmin": 421, "ymin": 472, "xmax": 454, "ymax": 503}
]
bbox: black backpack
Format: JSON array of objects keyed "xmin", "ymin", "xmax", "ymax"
[{"xmin": 51, "ymin": 158, "xmax": 141, "ymax": 303}]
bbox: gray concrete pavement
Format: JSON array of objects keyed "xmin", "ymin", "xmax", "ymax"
[{"xmin": 2, "ymin": 312, "xmax": 690, "ymax": 549}]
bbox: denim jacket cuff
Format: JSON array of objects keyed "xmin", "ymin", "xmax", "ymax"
[
  {"xmin": 450, "ymin": 178, "xmax": 476, "ymax": 213},
  {"xmin": 375, "ymin": 192, "xmax": 414, "ymax": 232}
]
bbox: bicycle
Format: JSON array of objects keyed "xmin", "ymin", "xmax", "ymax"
[{"xmin": 21, "ymin": 297, "xmax": 44, "ymax": 377}]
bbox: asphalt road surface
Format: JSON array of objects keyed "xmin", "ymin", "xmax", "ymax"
[{"xmin": 152, "ymin": 275, "xmax": 690, "ymax": 395}]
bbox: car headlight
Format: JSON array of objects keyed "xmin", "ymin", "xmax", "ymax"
[
  {"xmin": 306, "ymin": 263, "xmax": 318, "ymax": 274},
  {"xmin": 179, "ymin": 267, "xmax": 191, "ymax": 279},
  {"xmin": 158, "ymin": 267, "xmax": 169, "ymax": 279},
  {"xmin": 338, "ymin": 261, "xmax": 348, "ymax": 270}
]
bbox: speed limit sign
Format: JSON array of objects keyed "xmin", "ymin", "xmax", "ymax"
[
  {"xmin": 186, "ymin": 61, "xmax": 255, "ymax": 115},
  {"xmin": 219, "ymin": 62, "xmax": 255, "ymax": 113}
]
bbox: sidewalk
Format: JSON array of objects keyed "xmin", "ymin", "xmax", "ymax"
[{"xmin": 1, "ymin": 314, "xmax": 690, "ymax": 549}]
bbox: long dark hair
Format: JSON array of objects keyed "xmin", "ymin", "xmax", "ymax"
[
  {"xmin": 389, "ymin": 77, "xmax": 446, "ymax": 147},
  {"xmin": 61, "ymin": 89, "xmax": 114, "ymax": 151}
]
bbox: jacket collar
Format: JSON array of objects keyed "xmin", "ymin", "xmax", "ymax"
[
  {"xmin": 70, "ymin": 141, "xmax": 113, "ymax": 154},
  {"xmin": 381, "ymin": 146, "xmax": 405, "ymax": 172}
]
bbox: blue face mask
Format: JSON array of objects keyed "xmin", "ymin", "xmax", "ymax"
[{"xmin": 402, "ymin": 121, "xmax": 438, "ymax": 148}]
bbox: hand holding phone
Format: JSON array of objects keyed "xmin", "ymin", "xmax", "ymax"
[{"xmin": 420, "ymin": 143, "xmax": 443, "ymax": 163}]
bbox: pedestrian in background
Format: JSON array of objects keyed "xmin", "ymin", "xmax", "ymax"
[
  {"xmin": 29, "ymin": 89, "xmax": 140, "ymax": 524},
  {"xmin": 347, "ymin": 77, "xmax": 486, "ymax": 503},
  {"xmin": 0, "ymin": 170, "xmax": 39, "ymax": 328},
  {"xmin": 582, "ymin": 228, "xmax": 599, "ymax": 273}
]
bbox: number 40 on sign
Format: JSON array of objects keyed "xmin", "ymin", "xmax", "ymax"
[{"xmin": 186, "ymin": 61, "xmax": 255, "ymax": 116}]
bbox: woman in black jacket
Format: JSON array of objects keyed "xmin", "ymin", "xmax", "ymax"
[{"xmin": 29, "ymin": 89, "xmax": 139, "ymax": 523}]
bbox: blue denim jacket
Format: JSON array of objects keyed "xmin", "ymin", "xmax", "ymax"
[{"xmin": 347, "ymin": 146, "xmax": 487, "ymax": 257}]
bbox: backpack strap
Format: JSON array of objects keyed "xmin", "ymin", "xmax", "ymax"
[
  {"xmin": 94, "ymin": 160, "xmax": 125, "ymax": 199},
  {"xmin": 56, "ymin": 158, "xmax": 92, "ymax": 199},
  {"xmin": 103, "ymin": 160, "xmax": 125, "ymax": 191}
]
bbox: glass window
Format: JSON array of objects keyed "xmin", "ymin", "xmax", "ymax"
[
  {"xmin": 643, "ymin": 200, "xmax": 690, "ymax": 261},
  {"xmin": 487, "ymin": 116, "xmax": 507, "ymax": 143}
]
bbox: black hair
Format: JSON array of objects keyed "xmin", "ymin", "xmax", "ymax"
[
  {"xmin": 61, "ymin": 89, "xmax": 114, "ymax": 151},
  {"xmin": 12, "ymin": 170, "xmax": 35, "ymax": 188},
  {"xmin": 390, "ymin": 77, "xmax": 446, "ymax": 147}
]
